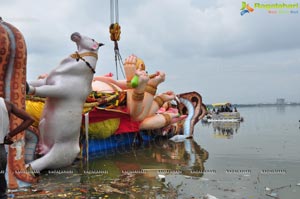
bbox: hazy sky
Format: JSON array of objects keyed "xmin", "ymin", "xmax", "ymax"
[{"xmin": 1, "ymin": 0, "xmax": 299, "ymax": 104}]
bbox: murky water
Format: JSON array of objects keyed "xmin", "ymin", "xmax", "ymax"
[
  {"xmin": 8, "ymin": 105, "xmax": 300, "ymax": 198},
  {"xmin": 188, "ymin": 105, "xmax": 300, "ymax": 199}
]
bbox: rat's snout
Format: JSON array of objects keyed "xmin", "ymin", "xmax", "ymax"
[{"xmin": 92, "ymin": 42, "xmax": 104, "ymax": 51}]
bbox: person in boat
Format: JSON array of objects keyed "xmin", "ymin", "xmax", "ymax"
[
  {"xmin": 224, "ymin": 105, "xmax": 230, "ymax": 112},
  {"xmin": 221, "ymin": 107, "xmax": 224, "ymax": 112},
  {"xmin": 0, "ymin": 97, "xmax": 34, "ymax": 199}
]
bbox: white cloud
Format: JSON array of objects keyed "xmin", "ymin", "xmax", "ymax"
[{"xmin": 1, "ymin": 0, "xmax": 299, "ymax": 103}]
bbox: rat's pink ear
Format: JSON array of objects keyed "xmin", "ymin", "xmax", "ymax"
[{"xmin": 71, "ymin": 32, "xmax": 81, "ymax": 42}]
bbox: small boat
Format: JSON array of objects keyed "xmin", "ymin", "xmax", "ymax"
[{"xmin": 202, "ymin": 102, "xmax": 243, "ymax": 122}]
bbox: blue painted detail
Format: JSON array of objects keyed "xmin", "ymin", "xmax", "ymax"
[
  {"xmin": 24, "ymin": 130, "xmax": 39, "ymax": 163},
  {"xmin": 82, "ymin": 132, "xmax": 154, "ymax": 158}
]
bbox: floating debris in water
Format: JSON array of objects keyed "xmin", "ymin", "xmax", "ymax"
[
  {"xmin": 296, "ymin": 183, "xmax": 300, "ymax": 186},
  {"xmin": 266, "ymin": 192, "xmax": 278, "ymax": 198},
  {"xmin": 265, "ymin": 187, "xmax": 271, "ymax": 191},
  {"xmin": 110, "ymin": 173, "xmax": 135, "ymax": 189},
  {"xmin": 203, "ymin": 194, "xmax": 218, "ymax": 199},
  {"xmin": 97, "ymin": 184, "xmax": 125, "ymax": 194},
  {"xmin": 200, "ymin": 178, "xmax": 210, "ymax": 181},
  {"xmin": 157, "ymin": 174, "xmax": 166, "ymax": 182}
]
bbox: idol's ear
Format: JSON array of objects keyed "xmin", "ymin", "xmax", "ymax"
[{"xmin": 71, "ymin": 32, "xmax": 81, "ymax": 42}]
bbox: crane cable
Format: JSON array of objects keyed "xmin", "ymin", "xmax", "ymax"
[{"xmin": 110, "ymin": 0, "xmax": 125, "ymax": 80}]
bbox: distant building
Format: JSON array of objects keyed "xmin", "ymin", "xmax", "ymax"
[{"xmin": 276, "ymin": 98, "xmax": 285, "ymax": 105}]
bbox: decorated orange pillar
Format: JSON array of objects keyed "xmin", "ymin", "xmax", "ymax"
[{"xmin": 0, "ymin": 17, "xmax": 37, "ymax": 189}]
